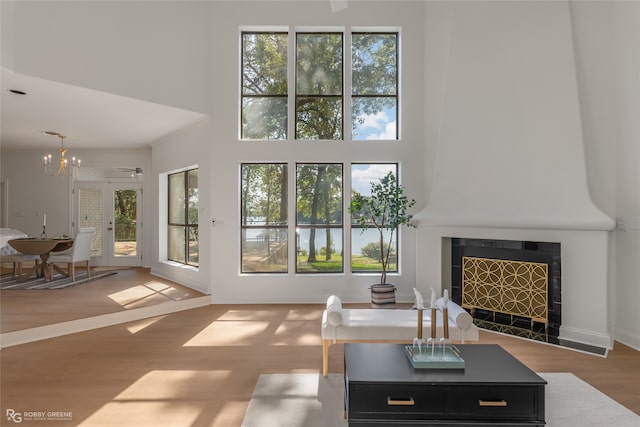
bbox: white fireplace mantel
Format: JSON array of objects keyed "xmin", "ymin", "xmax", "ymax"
[{"xmin": 415, "ymin": 224, "xmax": 613, "ymax": 350}]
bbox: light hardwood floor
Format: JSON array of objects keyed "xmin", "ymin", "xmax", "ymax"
[{"xmin": 1, "ymin": 268, "xmax": 639, "ymax": 427}]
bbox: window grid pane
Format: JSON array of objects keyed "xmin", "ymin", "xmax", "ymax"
[
  {"xmin": 168, "ymin": 169, "xmax": 198, "ymax": 267},
  {"xmin": 241, "ymin": 163, "xmax": 288, "ymax": 273},
  {"xmin": 241, "ymin": 32, "xmax": 288, "ymax": 140},
  {"xmin": 350, "ymin": 163, "xmax": 398, "ymax": 274},
  {"xmin": 351, "ymin": 32, "xmax": 398, "ymax": 140},
  {"xmin": 296, "ymin": 33, "xmax": 343, "ymax": 140},
  {"xmin": 296, "ymin": 163, "xmax": 343, "ymax": 273}
]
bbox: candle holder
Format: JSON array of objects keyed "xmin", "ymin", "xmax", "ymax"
[{"xmin": 41, "ymin": 226, "xmax": 47, "ymax": 239}]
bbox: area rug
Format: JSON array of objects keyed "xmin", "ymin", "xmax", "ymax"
[
  {"xmin": 0, "ymin": 270, "xmax": 117, "ymax": 290},
  {"xmin": 242, "ymin": 373, "xmax": 640, "ymax": 427}
]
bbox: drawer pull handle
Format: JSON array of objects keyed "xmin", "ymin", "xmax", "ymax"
[
  {"xmin": 387, "ymin": 397, "xmax": 415, "ymax": 406},
  {"xmin": 479, "ymin": 400, "xmax": 507, "ymax": 407}
]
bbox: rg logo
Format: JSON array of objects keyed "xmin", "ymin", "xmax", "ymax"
[{"xmin": 6, "ymin": 409, "xmax": 22, "ymax": 423}]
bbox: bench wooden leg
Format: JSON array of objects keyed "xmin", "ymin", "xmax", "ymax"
[{"xmin": 322, "ymin": 340, "xmax": 332, "ymax": 378}]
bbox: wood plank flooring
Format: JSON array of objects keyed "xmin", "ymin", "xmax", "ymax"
[
  {"xmin": 1, "ymin": 268, "xmax": 638, "ymax": 427},
  {"xmin": 0, "ymin": 267, "xmax": 205, "ymax": 333}
]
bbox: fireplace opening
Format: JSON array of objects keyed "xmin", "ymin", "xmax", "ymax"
[{"xmin": 450, "ymin": 238, "xmax": 561, "ymax": 345}]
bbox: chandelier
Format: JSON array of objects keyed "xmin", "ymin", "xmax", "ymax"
[{"xmin": 43, "ymin": 133, "xmax": 81, "ymax": 176}]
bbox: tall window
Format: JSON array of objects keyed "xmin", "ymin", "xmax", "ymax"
[
  {"xmin": 168, "ymin": 169, "xmax": 198, "ymax": 266},
  {"xmin": 296, "ymin": 33, "xmax": 343, "ymax": 140},
  {"xmin": 241, "ymin": 32, "xmax": 288, "ymax": 140},
  {"xmin": 241, "ymin": 29, "xmax": 398, "ymax": 141},
  {"xmin": 351, "ymin": 163, "xmax": 398, "ymax": 273},
  {"xmin": 296, "ymin": 163, "xmax": 343, "ymax": 273},
  {"xmin": 351, "ymin": 33, "xmax": 398, "ymax": 140},
  {"xmin": 241, "ymin": 163, "xmax": 288, "ymax": 273}
]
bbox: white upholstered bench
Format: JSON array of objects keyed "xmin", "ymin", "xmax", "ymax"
[{"xmin": 321, "ymin": 294, "xmax": 479, "ymax": 377}]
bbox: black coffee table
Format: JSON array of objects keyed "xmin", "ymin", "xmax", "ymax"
[{"xmin": 344, "ymin": 343, "xmax": 546, "ymax": 426}]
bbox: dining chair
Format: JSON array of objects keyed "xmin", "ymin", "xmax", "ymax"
[
  {"xmin": 48, "ymin": 228, "xmax": 96, "ymax": 281},
  {"xmin": 1, "ymin": 244, "xmax": 40, "ymax": 278}
]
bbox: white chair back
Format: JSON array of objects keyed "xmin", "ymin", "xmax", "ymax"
[{"xmin": 51, "ymin": 228, "xmax": 95, "ymax": 263}]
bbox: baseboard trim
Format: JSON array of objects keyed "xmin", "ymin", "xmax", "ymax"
[
  {"xmin": 0, "ymin": 295, "xmax": 210, "ymax": 348},
  {"xmin": 559, "ymin": 325, "xmax": 613, "ymax": 351},
  {"xmin": 614, "ymin": 328, "xmax": 640, "ymax": 352}
]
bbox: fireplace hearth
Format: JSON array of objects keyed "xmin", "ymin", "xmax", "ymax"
[{"xmin": 450, "ymin": 238, "xmax": 561, "ymax": 345}]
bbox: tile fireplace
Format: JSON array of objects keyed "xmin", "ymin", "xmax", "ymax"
[{"xmin": 450, "ymin": 238, "xmax": 561, "ymax": 345}]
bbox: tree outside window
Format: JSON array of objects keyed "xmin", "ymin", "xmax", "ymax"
[
  {"xmin": 168, "ymin": 169, "xmax": 198, "ymax": 266},
  {"xmin": 241, "ymin": 32, "xmax": 288, "ymax": 140},
  {"xmin": 351, "ymin": 163, "xmax": 398, "ymax": 273},
  {"xmin": 351, "ymin": 33, "xmax": 398, "ymax": 140},
  {"xmin": 241, "ymin": 163, "xmax": 288, "ymax": 273},
  {"xmin": 296, "ymin": 163, "xmax": 343, "ymax": 273},
  {"xmin": 296, "ymin": 33, "xmax": 343, "ymax": 140}
]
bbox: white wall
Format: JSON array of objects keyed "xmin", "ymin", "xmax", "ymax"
[
  {"xmin": 0, "ymin": 150, "xmax": 71, "ymax": 236},
  {"xmin": 3, "ymin": 1, "xmax": 212, "ymax": 114},
  {"xmin": 568, "ymin": 1, "xmax": 640, "ymax": 350},
  {"xmin": 420, "ymin": 1, "xmax": 613, "ymax": 230},
  {"xmin": 611, "ymin": 2, "xmax": 640, "ymax": 350}
]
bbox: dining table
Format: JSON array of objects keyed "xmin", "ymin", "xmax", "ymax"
[{"xmin": 7, "ymin": 238, "xmax": 74, "ymax": 282}]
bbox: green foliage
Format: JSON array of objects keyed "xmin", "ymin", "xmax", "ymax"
[
  {"xmin": 242, "ymin": 33, "xmax": 288, "ymax": 139},
  {"xmin": 360, "ymin": 241, "xmax": 395, "ymax": 262},
  {"xmin": 349, "ymin": 171, "xmax": 416, "ymax": 284},
  {"xmin": 241, "ymin": 164, "xmax": 287, "ymax": 225}
]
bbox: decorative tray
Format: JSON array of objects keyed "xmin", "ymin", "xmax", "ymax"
[{"xmin": 404, "ymin": 345, "xmax": 465, "ymax": 370}]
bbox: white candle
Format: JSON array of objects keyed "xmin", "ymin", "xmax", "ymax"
[
  {"xmin": 43, "ymin": 213, "xmax": 46, "ymax": 227},
  {"xmin": 430, "ymin": 287, "xmax": 436, "ymax": 309}
]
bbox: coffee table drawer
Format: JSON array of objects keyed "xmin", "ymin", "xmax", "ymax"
[
  {"xmin": 447, "ymin": 386, "xmax": 541, "ymax": 419},
  {"xmin": 349, "ymin": 384, "xmax": 446, "ymax": 419}
]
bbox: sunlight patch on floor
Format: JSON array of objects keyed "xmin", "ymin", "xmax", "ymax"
[
  {"xmin": 115, "ymin": 370, "xmax": 232, "ymax": 399},
  {"xmin": 284, "ymin": 309, "xmax": 322, "ymax": 321},
  {"xmin": 108, "ymin": 282, "xmax": 192, "ymax": 309},
  {"xmin": 273, "ymin": 322, "xmax": 321, "ymax": 346},
  {"xmin": 76, "ymin": 370, "xmax": 234, "ymax": 427},
  {"xmin": 126, "ymin": 316, "xmax": 166, "ymax": 334},
  {"xmin": 183, "ymin": 321, "xmax": 270, "ymax": 346},
  {"xmin": 217, "ymin": 310, "xmax": 280, "ymax": 321}
]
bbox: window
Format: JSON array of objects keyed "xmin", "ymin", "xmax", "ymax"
[
  {"xmin": 241, "ymin": 163, "xmax": 288, "ymax": 273},
  {"xmin": 351, "ymin": 163, "xmax": 398, "ymax": 273},
  {"xmin": 241, "ymin": 32, "xmax": 288, "ymax": 140},
  {"xmin": 351, "ymin": 33, "xmax": 398, "ymax": 140},
  {"xmin": 296, "ymin": 32, "xmax": 343, "ymax": 140},
  {"xmin": 241, "ymin": 29, "xmax": 398, "ymax": 141},
  {"xmin": 296, "ymin": 163, "xmax": 343, "ymax": 273},
  {"xmin": 168, "ymin": 169, "xmax": 198, "ymax": 266}
]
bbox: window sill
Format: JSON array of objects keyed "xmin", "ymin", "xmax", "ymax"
[{"xmin": 160, "ymin": 260, "xmax": 199, "ymax": 272}]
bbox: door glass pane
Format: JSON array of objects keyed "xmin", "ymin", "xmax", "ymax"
[
  {"xmin": 114, "ymin": 189, "xmax": 137, "ymax": 257},
  {"xmin": 79, "ymin": 188, "xmax": 103, "ymax": 257}
]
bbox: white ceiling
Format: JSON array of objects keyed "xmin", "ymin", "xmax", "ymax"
[{"xmin": 0, "ymin": 67, "xmax": 208, "ymax": 150}]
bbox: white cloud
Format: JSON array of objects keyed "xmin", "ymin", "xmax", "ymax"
[
  {"xmin": 351, "ymin": 164, "xmax": 396, "ymax": 195},
  {"xmin": 361, "ymin": 111, "xmax": 388, "ymax": 130},
  {"xmin": 366, "ymin": 120, "xmax": 396, "ymax": 140}
]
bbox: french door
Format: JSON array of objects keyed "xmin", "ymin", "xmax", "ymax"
[{"xmin": 75, "ymin": 182, "xmax": 142, "ymax": 267}]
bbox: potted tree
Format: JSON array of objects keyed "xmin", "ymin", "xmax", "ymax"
[{"xmin": 349, "ymin": 171, "xmax": 416, "ymax": 307}]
